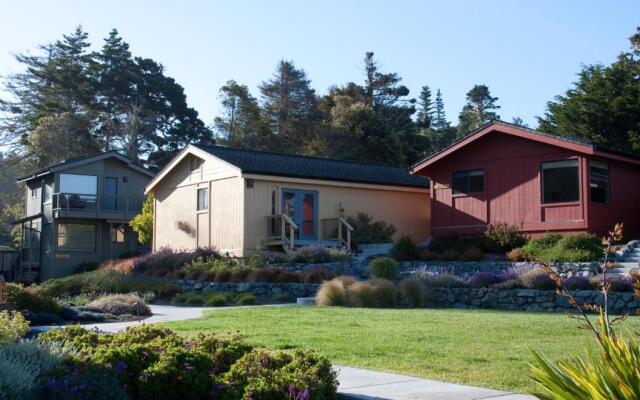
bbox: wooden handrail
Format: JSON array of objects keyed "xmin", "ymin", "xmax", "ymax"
[
  {"xmin": 339, "ymin": 217, "xmax": 354, "ymax": 231},
  {"xmin": 282, "ymin": 214, "xmax": 298, "ymax": 229}
]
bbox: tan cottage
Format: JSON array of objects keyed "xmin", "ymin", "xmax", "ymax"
[{"xmin": 145, "ymin": 145, "xmax": 430, "ymax": 256}]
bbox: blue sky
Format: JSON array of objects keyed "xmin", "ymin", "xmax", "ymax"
[{"xmin": 1, "ymin": 0, "xmax": 638, "ymax": 128}]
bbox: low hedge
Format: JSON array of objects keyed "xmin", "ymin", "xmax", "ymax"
[{"xmin": 37, "ymin": 325, "xmax": 337, "ymax": 400}]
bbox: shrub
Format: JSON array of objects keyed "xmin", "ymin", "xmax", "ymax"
[
  {"xmin": 133, "ymin": 247, "xmax": 222, "ymax": 275},
  {"xmin": 4, "ymin": 283, "xmax": 62, "ymax": 314},
  {"xmin": 468, "ymin": 272, "xmax": 504, "ymax": 288},
  {"xmin": 42, "ymin": 369, "xmax": 129, "ymax": 400},
  {"xmin": 225, "ymin": 350, "xmax": 337, "ymax": 400},
  {"xmin": 462, "ymin": 247, "xmax": 483, "ymax": 261},
  {"xmin": 347, "ymin": 281, "xmax": 376, "ymax": 307},
  {"xmin": 234, "ymin": 292, "xmax": 257, "ymax": 305},
  {"xmin": 368, "ymin": 257, "xmax": 400, "ymax": 280},
  {"xmin": 39, "ymin": 325, "xmax": 337, "ymax": 400},
  {"xmin": 0, "ymin": 311, "xmax": 29, "ymax": 345},
  {"xmin": 418, "ymin": 248, "xmax": 438, "ymax": 261},
  {"xmin": 437, "ymin": 249, "xmax": 460, "ymax": 261},
  {"xmin": 492, "ymin": 279, "xmax": 525, "ymax": 289},
  {"xmin": 590, "ymin": 275, "xmax": 635, "ymax": 292},
  {"xmin": 484, "ymin": 222, "xmax": 528, "ymax": 253},
  {"xmin": 506, "ymin": 248, "xmax": 527, "ymax": 261},
  {"xmin": 0, "ymin": 340, "xmax": 68, "ymax": 399},
  {"xmin": 393, "ymin": 236, "xmax": 418, "ymax": 261},
  {"xmin": 290, "ymin": 246, "xmax": 332, "ymax": 263},
  {"xmin": 346, "ymin": 212, "xmax": 396, "ymax": 248},
  {"xmin": 74, "ymin": 261, "xmax": 100, "ymax": 274},
  {"xmin": 520, "ymin": 233, "xmax": 602, "ymax": 262},
  {"xmin": 519, "ymin": 267, "xmax": 557, "ymax": 290},
  {"xmin": 84, "ymin": 293, "xmax": 151, "ymax": 316},
  {"xmin": 419, "ymin": 273, "xmax": 467, "ymax": 288},
  {"xmin": 203, "ymin": 293, "xmax": 230, "ymax": 307},
  {"xmin": 316, "ymin": 276, "xmax": 356, "ymax": 306},
  {"xmin": 399, "ymin": 278, "xmax": 422, "ymax": 307},
  {"xmin": 181, "ymin": 256, "xmax": 240, "ymax": 275},
  {"xmin": 564, "ymin": 276, "xmax": 595, "ymax": 291}
]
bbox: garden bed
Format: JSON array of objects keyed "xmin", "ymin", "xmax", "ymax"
[
  {"xmin": 399, "ymin": 260, "xmax": 598, "ymax": 277},
  {"xmin": 175, "ymin": 280, "xmax": 320, "ymax": 299}
]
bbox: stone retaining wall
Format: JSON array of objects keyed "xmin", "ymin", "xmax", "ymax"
[
  {"xmin": 175, "ymin": 280, "xmax": 320, "ymax": 298},
  {"xmin": 400, "ymin": 261, "xmax": 598, "ymax": 277},
  {"xmin": 425, "ymin": 287, "xmax": 637, "ymax": 313}
]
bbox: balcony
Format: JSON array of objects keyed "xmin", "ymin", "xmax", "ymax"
[{"xmin": 53, "ymin": 193, "xmax": 145, "ymax": 221}]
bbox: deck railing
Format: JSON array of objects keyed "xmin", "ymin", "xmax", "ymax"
[
  {"xmin": 54, "ymin": 193, "xmax": 145, "ymax": 217},
  {"xmin": 320, "ymin": 217, "xmax": 354, "ymax": 249},
  {"xmin": 265, "ymin": 214, "xmax": 298, "ymax": 252}
]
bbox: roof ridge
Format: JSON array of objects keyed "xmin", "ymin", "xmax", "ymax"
[{"xmin": 193, "ymin": 144, "xmax": 411, "ymax": 170}]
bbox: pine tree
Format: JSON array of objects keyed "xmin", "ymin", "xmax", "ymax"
[
  {"xmin": 432, "ymin": 89, "xmax": 449, "ymax": 131},
  {"xmin": 416, "ymin": 85, "xmax": 434, "ymax": 129},
  {"xmin": 457, "ymin": 84, "xmax": 500, "ymax": 137},
  {"xmin": 259, "ymin": 60, "xmax": 318, "ymax": 153}
]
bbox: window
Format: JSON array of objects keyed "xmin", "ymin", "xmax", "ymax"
[
  {"xmin": 59, "ymin": 173, "xmax": 97, "ymax": 195},
  {"xmin": 57, "ymin": 223, "xmax": 96, "ymax": 251},
  {"xmin": 197, "ymin": 188, "xmax": 208, "ymax": 211},
  {"xmin": 541, "ymin": 159, "xmax": 579, "ymax": 204},
  {"xmin": 590, "ymin": 160, "xmax": 610, "ymax": 204},
  {"xmin": 111, "ymin": 225, "xmax": 125, "ymax": 243},
  {"xmin": 452, "ymin": 169, "xmax": 484, "ymax": 194},
  {"xmin": 190, "ymin": 157, "xmax": 204, "ymax": 172}
]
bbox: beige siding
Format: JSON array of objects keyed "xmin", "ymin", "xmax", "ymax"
[
  {"xmin": 151, "ymin": 154, "xmax": 244, "ymax": 253},
  {"xmin": 243, "ymin": 177, "xmax": 431, "ymax": 254},
  {"xmin": 209, "ymin": 177, "xmax": 244, "ymax": 255}
]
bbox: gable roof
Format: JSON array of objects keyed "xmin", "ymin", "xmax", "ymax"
[
  {"xmin": 16, "ymin": 151, "xmax": 156, "ymax": 183},
  {"xmin": 145, "ymin": 144, "xmax": 428, "ymax": 192},
  {"xmin": 410, "ymin": 120, "xmax": 640, "ymax": 174}
]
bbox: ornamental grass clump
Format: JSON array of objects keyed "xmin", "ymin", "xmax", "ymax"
[
  {"xmin": 84, "ymin": 293, "xmax": 151, "ymax": 316},
  {"xmin": 316, "ymin": 276, "xmax": 396, "ymax": 308},
  {"xmin": 316, "ymin": 276, "xmax": 355, "ymax": 306},
  {"xmin": 399, "ymin": 278, "xmax": 422, "ymax": 307},
  {"xmin": 529, "ymin": 223, "xmax": 640, "ymax": 400}
]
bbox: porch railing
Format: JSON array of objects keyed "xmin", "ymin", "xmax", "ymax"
[
  {"xmin": 320, "ymin": 217, "xmax": 354, "ymax": 249},
  {"xmin": 54, "ymin": 193, "xmax": 145, "ymax": 217},
  {"xmin": 265, "ymin": 214, "xmax": 298, "ymax": 252}
]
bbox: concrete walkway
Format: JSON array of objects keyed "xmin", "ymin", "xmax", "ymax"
[
  {"xmin": 336, "ymin": 366, "xmax": 537, "ymax": 400},
  {"xmin": 31, "ymin": 304, "xmax": 212, "ymax": 333},
  {"xmin": 33, "ymin": 305, "xmax": 538, "ymax": 399}
]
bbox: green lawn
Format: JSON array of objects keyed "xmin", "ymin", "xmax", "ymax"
[{"xmin": 163, "ymin": 306, "xmax": 640, "ymax": 393}]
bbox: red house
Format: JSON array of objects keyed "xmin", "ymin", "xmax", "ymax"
[{"xmin": 410, "ymin": 121, "xmax": 640, "ymax": 238}]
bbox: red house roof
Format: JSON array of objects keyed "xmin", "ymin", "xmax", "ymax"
[{"xmin": 410, "ymin": 121, "xmax": 640, "ymax": 174}]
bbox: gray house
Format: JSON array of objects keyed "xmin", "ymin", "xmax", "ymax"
[{"xmin": 15, "ymin": 152, "xmax": 155, "ymax": 281}]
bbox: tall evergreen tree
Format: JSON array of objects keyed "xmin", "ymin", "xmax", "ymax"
[
  {"xmin": 538, "ymin": 27, "xmax": 640, "ymax": 154},
  {"xmin": 432, "ymin": 89, "xmax": 449, "ymax": 131},
  {"xmin": 416, "ymin": 85, "xmax": 434, "ymax": 129},
  {"xmin": 214, "ymin": 80, "xmax": 275, "ymax": 151},
  {"xmin": 259, "ymin": 60, "xmax": 318, "ymax": 153},
  {"xmin": 457, "ymin": 84, "xmax": 500, "ymax": 137}
]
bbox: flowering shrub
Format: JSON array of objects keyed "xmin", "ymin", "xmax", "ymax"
[
  {"xmin": 39, "ymin": 325, "xmax": 337, "ymax": 400},
  {"xmin": 563, "ymin": 276, "xmax": 594, "ymax": 291},
  {"xmin": 418, "ymin": 272, "xmax": 468, "ymax": 288},
  {"xmin": 590, "ymin": 274, "xmax": 635, "ymax": 292},
  {"xmin": 468, "ymin": 272, "xmax": 504, "ymax": 288},
  {"xmin": 133, "ymin": 246, "xmax": 222, "ymax": 274},
  {"xmin": 0, "ymin": 310, "xmax": 29, "ymax": 345}
]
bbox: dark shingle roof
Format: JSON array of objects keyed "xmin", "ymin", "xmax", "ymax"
[{"xmin": 193, "ymin": 145, "xmax": 428, "ymax": 188}]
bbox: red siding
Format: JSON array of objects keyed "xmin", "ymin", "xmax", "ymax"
[{"xmin": 422, "ymin": 132, "xmax": 640, "ymax": 238}]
